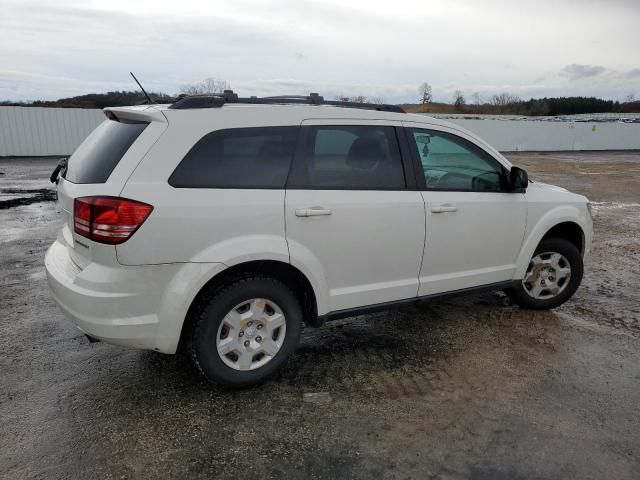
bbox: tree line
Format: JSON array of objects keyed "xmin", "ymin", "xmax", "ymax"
[
  {"xmin": 0, "ymin": 78, "xmax": 230, "ymax": 109},
  {"xmin": 414, "ymin": 82, "xmax": 639, "ymax": 115},
  {"xmin": 0, "ymin": 91, "xmax": 176, "ymax": 109},
  {"xmin": 2, "ymin": 78, "xmax": 639, "ymax": 115}
]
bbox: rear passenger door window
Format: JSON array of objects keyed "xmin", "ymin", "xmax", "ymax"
[
  {"xmin": 169, "ymin": 126, "xmax": 299, "ymax": 188},
  {"xmin": 287, "ymin": 125, "xmax": 406, "ymax": 189}
]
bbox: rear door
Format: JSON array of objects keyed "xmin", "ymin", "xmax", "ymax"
[
  {"xmin": 285, "ymin": 120, "xmax": 425, "ymax": 314},
  {"xmin": 56, "ymin": 109, "xmax": 166, "ymax": 268}
]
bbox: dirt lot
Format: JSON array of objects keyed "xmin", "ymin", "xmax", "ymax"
[{"xmin": 1, "ymin": 153, "xmax": 639, "ymax": 479}]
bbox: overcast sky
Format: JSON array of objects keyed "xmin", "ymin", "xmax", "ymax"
[{"xmin": 1, "ymin": 0, "xmax": 639, "ymax": 103}]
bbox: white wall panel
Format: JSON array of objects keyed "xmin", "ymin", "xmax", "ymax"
[
  {"xmin": 430, "ymin": 117, "xmax": 640, "ymax": 152},
  {"xmin": 0, "ymin": 106, "xmax": 639, "ymax": 156},
  {"xmin": 0, "ymin": 106, "xmax": 104, "ymax": 156}
]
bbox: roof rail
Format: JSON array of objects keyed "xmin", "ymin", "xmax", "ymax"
[{"xmin": 168, "ymin": 91, "xmax": 405, "ymax": 113}]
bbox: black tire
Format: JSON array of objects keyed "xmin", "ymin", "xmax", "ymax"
[
  {"xmin": 187, "ymin": 276, "xmax": 302, "ymax": 387},
  {"xmin": 505, "ymin": 237, "xmax": 583, "ymax": 310}
]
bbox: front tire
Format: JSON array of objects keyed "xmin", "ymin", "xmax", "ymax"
[
  {"xmin": 506, "ymin": 237, "xmax": 583, "ymax": 310},
  {"xmin": 187, "ymin": 276, "xmax": 302, "ymax": 387}
]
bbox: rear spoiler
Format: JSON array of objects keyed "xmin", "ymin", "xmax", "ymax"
[{"xmin": 103, "ymin": 105, "xmax": 168, "ymax": 124}]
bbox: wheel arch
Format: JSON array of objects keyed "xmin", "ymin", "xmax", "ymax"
[
  {"xmin": 515, "ymin": 205, "xmax": 590, "ymax": 279},
  {"xmin": 178, "ymin": 260, "xmax": 319, "ymax": 352},
  {"xmin": 541, "ymin": 221, "xmax": 585, "ymax": 255}
]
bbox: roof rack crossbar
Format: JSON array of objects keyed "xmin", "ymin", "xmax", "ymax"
[{"xmin": 168, "ymin": 91, "xmax": 404, "ymax": 113}]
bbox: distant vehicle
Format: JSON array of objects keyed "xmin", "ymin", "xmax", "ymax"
[{"xmin": 45, "ymin": 92, "xmax": 592, "ymax": 386}]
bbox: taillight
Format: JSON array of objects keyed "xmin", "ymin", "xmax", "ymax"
[{"xmin": 74, "ymin": 196, "xmax": 153, "ymax": 245}]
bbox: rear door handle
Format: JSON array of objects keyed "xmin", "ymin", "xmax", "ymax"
[
  {"xmin": 431, "ymin": 203, "xmax": 457, "ymax": 213},
  {"xmin": 295, "ymin": 207, "xmax": 332, "ymax": 217}
]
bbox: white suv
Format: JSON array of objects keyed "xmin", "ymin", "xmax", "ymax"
[{"xmin": 45, "ymin": 92, "xmax": 592, "ymax": 386}]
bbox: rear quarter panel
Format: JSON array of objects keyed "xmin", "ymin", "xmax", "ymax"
[
  {"xmin": 56, "ymin": 120, "xmax": 168, "ymax": 269},
  {"xmin": 117, "ymin": 108, "xmax": 293, "ymax": 266}
]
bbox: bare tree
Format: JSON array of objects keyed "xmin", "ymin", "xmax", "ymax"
[
  {"xmin": 453, "ymin": 90, "xmax": 466, "ymax": 109},
  {"xmin": 180, "ymin": 78, "xmax": 232, "ymax": 96},
  {"xmin": 368, "ymin": 96, "xmax": 385, "ymax": 104},
  {"xmin": 418, "ymin": 82, "xmax": 433, "ymax": 104},
  {"xmin": 625, "ymin": 93, "xmax": 636, "ymax": 103},
  {"xmin": 472, "ymin": 92, "xmax": 482, "ymax": 105},
  {"xmin": 490, "ymin": 92, "xmax": 520, "ymax": 106}
]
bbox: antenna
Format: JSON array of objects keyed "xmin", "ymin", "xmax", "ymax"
[{"xmin": 130, "ymin": 72, "xmax": 152, "ymax": 104}]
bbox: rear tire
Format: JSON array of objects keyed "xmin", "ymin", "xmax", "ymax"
[
  {"xmin": 187, "ymin": 276, "xmax": 302, "ymax": 387},
  {"xmin": 506, "ymin": 237, "xmax": 583, "ymax": 310}
]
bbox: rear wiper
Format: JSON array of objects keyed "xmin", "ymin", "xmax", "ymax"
[{"xmin": 50, "ymin": 157, "xmax": 68, "ymax": 184}]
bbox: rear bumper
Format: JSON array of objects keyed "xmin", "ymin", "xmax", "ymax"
[{"xmin": 45, "ymin": 239, "xmax": 226, "ymax": 353}]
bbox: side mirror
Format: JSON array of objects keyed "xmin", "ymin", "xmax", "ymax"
[{"xmin": 509, "ymin": 166, "xmax": 528, "ymax": 192}]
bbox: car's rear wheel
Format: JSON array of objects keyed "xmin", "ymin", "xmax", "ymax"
[
  {"xmin": 188, "ymin": 276, "xmax": 302, "ymax": 387},
  {"xmin": 505, "ymin": 237, "xmax": 583, "ymax": 310}
]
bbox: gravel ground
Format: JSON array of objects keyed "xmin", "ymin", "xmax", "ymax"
[{"xmin": 1, "ymin": 153, "xmax": 639, "ymax": 479}]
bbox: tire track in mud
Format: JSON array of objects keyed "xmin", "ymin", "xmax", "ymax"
[
  {"xmin": 279, "ymin": 296, "xmax": 618, "ymax": 402},
  {"xmin": 0, "ymin": 188, "xmax": 56, "ymax": 209},
  {"xmin": 279, "ymin": 306, "xmax": 473, "ymax": 400}
]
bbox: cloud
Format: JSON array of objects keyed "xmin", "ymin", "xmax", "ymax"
[
  {"xmin": 1, "ymin": 0, "xmax": 639, "ymax": 102},
  {"xmin": 0, "ymin": 70, "xmax": 132, "ymax": 100},
  {"xmin": 560, "ymin": 64, "xmax": 607, "ymax": 81}
]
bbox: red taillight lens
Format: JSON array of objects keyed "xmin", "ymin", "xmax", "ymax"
[{"xmin": 74, "ymin": 196, "xmax": 153, "ymax": 245}]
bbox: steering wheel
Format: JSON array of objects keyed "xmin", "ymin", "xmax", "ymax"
[
  {"xmin": 471, "ymin": 171, "xmax": 501, "ymax": 191},
  {"xmin": 425, "ymin": 170, "xmax": 449, "ymax": 188}
]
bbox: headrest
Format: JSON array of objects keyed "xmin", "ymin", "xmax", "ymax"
[
  {"xmin": 346, "ymin": 138, "xmax": 385, "ymax": 169},
  {"xmin": 258, "ymin": 139, "xmax": 292, "ymax": 162}
]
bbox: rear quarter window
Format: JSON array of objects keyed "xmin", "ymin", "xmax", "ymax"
[
  {"xmin": 169, "ymin": 126, "xmax": 299, "ymax": 188},
  {"xmin": 64, "ymin": 120, "xmax": 148, "ymax": 184}
]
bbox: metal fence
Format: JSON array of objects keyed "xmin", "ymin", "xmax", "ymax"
[{"xmin": 1, "ymin": 106, "xmax": 639, "ymax": 156}]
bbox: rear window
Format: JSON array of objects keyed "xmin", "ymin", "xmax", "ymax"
[
  {"xmin": 169, "ymin": 126, "xmax": 299, "ymax": 188},
  {"xmin": 64, "ymin": 120, "xmax": 148, "ymax": 184}
]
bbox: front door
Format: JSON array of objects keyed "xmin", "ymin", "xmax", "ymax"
[
  {"xmin": 404, "ymin": 124, "xmax": 527, "ymax": 296},
  {"xmin": 285, "ymin": 121, "xmax": 426, "ymax": 313}
]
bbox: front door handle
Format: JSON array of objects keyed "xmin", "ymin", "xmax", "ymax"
[
  {"xmin": 431, "ymin": 203, "xmax": 457, "ymax": 213},
  {"xmin": 295, "ymin": 207, "xmax": 332, "ymax": 217}
]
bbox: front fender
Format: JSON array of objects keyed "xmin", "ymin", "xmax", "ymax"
[{"xmin": 514, "ymin": 205, "xmax": 592, "ymax": 279}]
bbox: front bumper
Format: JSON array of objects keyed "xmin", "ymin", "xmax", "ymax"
[{"xmin": 45, "ymin": 239, "xmax": 226, "ymax": 353}]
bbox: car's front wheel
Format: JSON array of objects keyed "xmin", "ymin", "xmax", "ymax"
[
  {"xmin": 506, "ymin": 237, "xmax": 583, "ymax": 310},
  {"xmin": 187, "ymin": 276, "xmax": 302, "ymax": 387}
]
